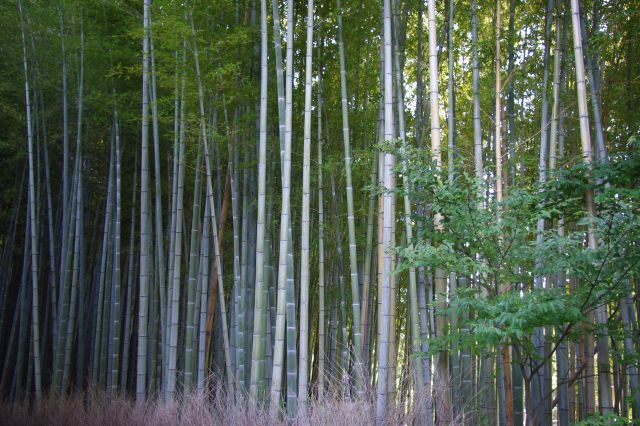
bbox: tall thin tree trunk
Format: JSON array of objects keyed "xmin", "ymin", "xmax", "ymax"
[
  {"xmin": 183, "ymin": 153, "xmax": 203, "ymax": 390},
  {"xmin": 62, "ymin": 10, "xmax": 84, "ymax": 393},
  {"xmin": 58, "ymin": 3, "xmax": 70, "ymax": 288},
  {"xmin": 578, "ymin": 2, "xmax": 607, "ymax": 163},
  {"xmin": 121, "ymin": 154, "xmax": 138, "ymax": 394},
  {"xmin": 391, "ymin": 0, "xmax": 425, "ymax": 401},
  {"xmin": 109, "ymin": 111, "xmax": 122, "ymax": 397},
  {"xmin": 297, "ymin": 0, "xmax": 314, "ymax": 414},
  {"xmin": 18, "ymin": 0, "xmax": 42, "ymax": 401},
  {"xmin": 137, "ymin": 0, "xmax": 151, "ymax": 401},
  {"xmin": 494, "ymin": 1, "xmax": 515, "ymax": 423},
  {"xmin": 426, "ymin": 0, "xmax": 451, "ymax": 419},
  {"xmin": 149, "ymin": 24, "xmax": 166, "ymax": 367},
  {"xmin": 361, "ymin": 149, "xmax": 377, "ymax": 372},
  {"xmin": 507, "ymin": 0, "xmax": 517, "ymax": 186},
  {"xmin": 506, "ymin": 1, "xmax": 523, "ymax": 414},
  {"xmin": 196, "ymin": 198, "xmax": 211, "ymax": 392},
  {"xmin": 446, "ymin": 0, "xmax": 460, "ymax": 415},
  {"xmin": 415, "ymin": 1, "xmax": 424, "ymax": 148},
  {"xmin": 166, "ymin": 47, "xmax": 180, "ymax": 381},
  {"xmin": 316, "ymin": 48, "xmax": 326, "ymax": 401},
  {"xmin": 269, "ymin": 0, "xmax": 295, "ymax": 415},
  {"xmin": 570, "ymin": 0, "xmax": 614, "ymax": 414},
  {"xmin": 470, "ymin": 9, "xmax": 485, "ymax": 418},
  {"xmin": 249, "ymin": 0, "xmax": 269, "ymax": 399},
  {"xmin": 530, "ymin": 1, "xmax": 554, "ymax": 423},
  {"xmin": 336, "ymin": 0, "xmax": 364, "ymax": 392},
  {"xmin": 165, "ymin": 50, "xmax": 187, "ymax": 394},
  {"xmin": 550, "ymin": 2, "xmax": 570, "ymax": 425},
  {"xmin": 92, "ymin": 140, "xmax": 114, "ymax": 386},
  {"xmin": 63, "ymin": 157, "xmax": 82, "ymax": 392},
  {"xmin": 189, "ymin": 12, "xmax": 233, "ymax": 398},
  {"xmin": 376, "ymin": 1, "xmax": 394, "ymax": 421},
  {"xmin": 472, "ymin": 0, "xmax": 483, "ymax": 193}
]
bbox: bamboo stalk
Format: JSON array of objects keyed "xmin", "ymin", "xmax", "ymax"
[
  {"xmin": 136, "ymin": 0, "xmax": 151, "ymax": 402},
  {"xmin": 18, "ymin": 0, "xmax": 42, "ymax": 400},
  {"xmin": 297, "ymin": 0, "xmax": 314, "ymax": 413}
]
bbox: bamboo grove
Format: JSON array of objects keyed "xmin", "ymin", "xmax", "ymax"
[{"xmin": 0, "ymin": 0, "xmax": 639, "ymax": 424}]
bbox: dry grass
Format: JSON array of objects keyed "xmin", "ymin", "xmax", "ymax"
[
  {"xmin": 0, "ymin": 391, "xmax": 424, "ymax": 426},
  {"xmin": 0, "ymin": 377, "xmax": 470, "ymax": 425},
  {"xmin": 0, "ymin": 390, "xmax": 273, "ymax": 426}
]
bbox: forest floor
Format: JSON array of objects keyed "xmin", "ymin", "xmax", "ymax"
[{"xmin": 0, "ymin": 387, "xmax": 431, "ymax": 425}]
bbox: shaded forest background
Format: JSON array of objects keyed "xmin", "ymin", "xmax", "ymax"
[{"xmin": 0, "ymin": 0, "xmax": 639, "ymax": 424}]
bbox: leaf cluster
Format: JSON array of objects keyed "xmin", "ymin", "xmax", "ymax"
[{"xmin": 392, "ymin": 142, "xmax": 640, "ymax": 363}]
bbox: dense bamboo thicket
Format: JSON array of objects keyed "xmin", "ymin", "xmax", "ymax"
[{"xmin": 0, "ymin": 0, "xmax": 639, "ymax": 424}]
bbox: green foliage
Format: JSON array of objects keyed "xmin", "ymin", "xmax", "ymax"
[
  {"xmin": 574, "ymin": 413, "xmax": 634, "ymax": 425},
  {"xmin": 394, "ymin": 142, "xmax": 640, "ymax": 364},
  {"xmin": 451, "ymin": 287, "xmax": 581, "ymax": 350}
]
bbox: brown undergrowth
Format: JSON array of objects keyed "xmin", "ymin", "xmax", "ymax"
[{"xmin": 0, "ymin": 376, "xmax": 468, "ymax": 425}]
